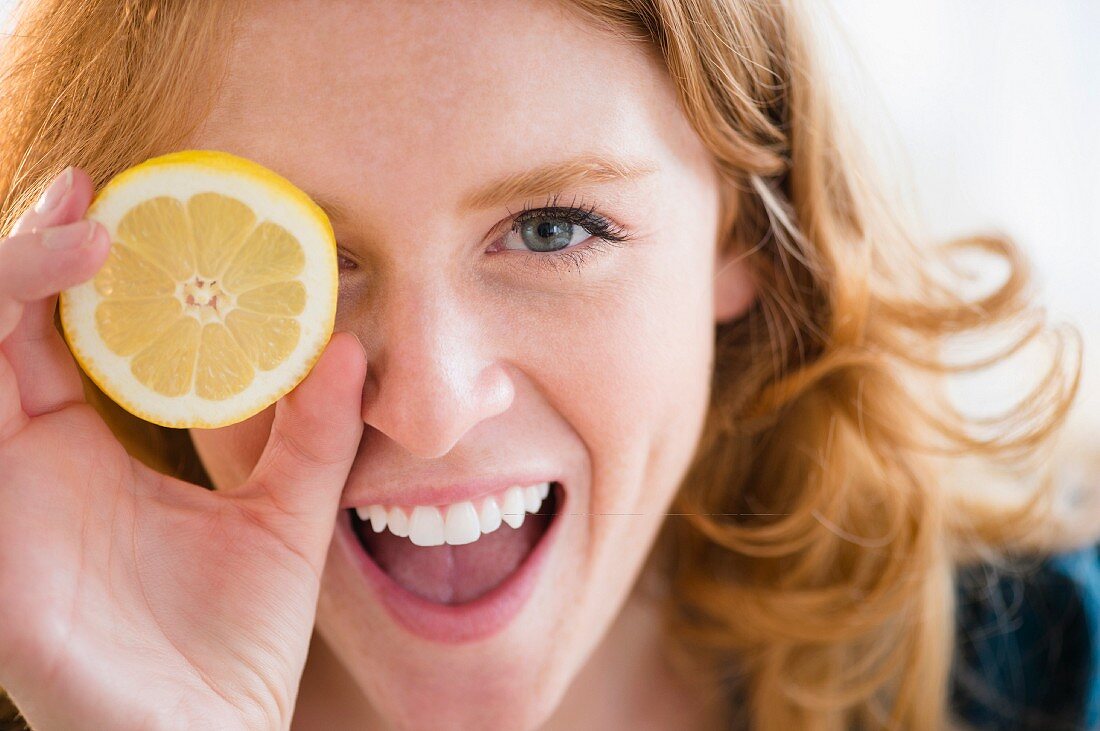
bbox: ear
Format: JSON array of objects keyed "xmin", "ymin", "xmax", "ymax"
[{"xmin": 713, "ymin": 244, "xmax": 756, "ymax": 324}]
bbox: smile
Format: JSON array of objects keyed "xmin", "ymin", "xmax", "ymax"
[{"xmin": 344, "ymin": 481, "xmax": 566, "ymax": 641}]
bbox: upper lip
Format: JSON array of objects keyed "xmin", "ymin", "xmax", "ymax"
[{"xmin": 340, "ymin": 472, "xmax": 561, "ymax": 510}]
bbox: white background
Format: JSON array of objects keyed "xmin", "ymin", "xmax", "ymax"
[
  {"xmin": 825, "ymin": 0, "xmax": 1098, "ymax": 333},
  {"xmin": 3, "ymin": 1, "xmax": 1098, "ymax": 435},
  {"xmin": 820, "ymin": 1, "xmax": 1098, "ymax": 454}
]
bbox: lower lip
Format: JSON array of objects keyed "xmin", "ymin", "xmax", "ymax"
[{"xmin": 335, "ymin": 484, "xmax": 566, "ymax": 644}]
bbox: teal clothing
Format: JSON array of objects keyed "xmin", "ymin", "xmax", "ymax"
[{"xmin": 951, "ymin": 543, "xmax": 1100, "ymax": 730}]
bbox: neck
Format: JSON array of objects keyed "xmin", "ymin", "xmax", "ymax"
[
  {"xmin": 292, "ymin": 582, "xmax": 724, "ymax": 730},
  {"xmin": 541, "ymin": 585, "xmax": 724, "ymax": 731}
]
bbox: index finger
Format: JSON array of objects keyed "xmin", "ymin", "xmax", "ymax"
[
  {"xmin": 10, "ymin": 166, "xmax": 95, "ymax": 236},
  {"xmin": 2, "ymin": 167, "xmax": 106, "ymax": 423}
]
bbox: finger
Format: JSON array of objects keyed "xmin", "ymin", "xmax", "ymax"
[
  {"xmin": 1, "ymin": 166, "xmax": 108, "ymax": 421},
  {"xmin": 235, "ymin": 332, "xmax": 367, "ymax": 566},
  {"xmin": 10, "ymin": 166, "xmax": 96, "ymax": 236},
  {"xmin": 6, "ymin": 296, "xmax": 88, "ymax": 419},
  {"xmin": 0, "ymin": 223, "xmax": 107, "ymax": 317},
  {"xmin": 0, "ymin": 223, "xmax": 110, "ymax": 421},
  {"xmin": 0, "ymin": 350, "xmax": 29, "ymax": 442},
  {"xmin": 2, "ymin": 164, "xmax": 102, "ymax": 338}
]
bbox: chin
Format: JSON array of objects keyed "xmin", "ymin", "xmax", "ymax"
[{"xmin": 357, "ymin": 659, "xmax": 568, "ymax": 731}]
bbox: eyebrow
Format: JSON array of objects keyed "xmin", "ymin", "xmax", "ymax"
[
  {"xmin": 305, "ymin": 153, "xmax": 658, "ymax": 224},
  {"xmin": 459, "ymin": 153, "xmax": 659, "ymax": 211},
  {"xmin": 309, "ymin": 191, "xmax": 353, "ymax": 226}
]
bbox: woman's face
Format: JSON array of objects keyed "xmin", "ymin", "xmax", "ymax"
[{"xmin": 187, "ymin": 0, "xmax": 753, "ymax": 727}]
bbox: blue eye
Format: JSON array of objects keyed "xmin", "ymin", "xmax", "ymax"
[
  {"xmin": 513, "ymin": 216, "xmax": 584, "ymax": 253},
  {"xmin": 497, "ymin": 193, "xmax": 636, "ymax": 274}
]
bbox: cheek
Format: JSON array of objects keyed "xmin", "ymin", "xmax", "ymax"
[{"xmin": 496, "ymin": 246, "xmax": 714, "ymax": 510}]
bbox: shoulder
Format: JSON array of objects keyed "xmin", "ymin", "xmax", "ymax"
[{"xmin": 951, "ymin": 542, "xmax": 1100, "ymax": 730}]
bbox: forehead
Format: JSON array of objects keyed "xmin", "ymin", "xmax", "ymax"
[{"xmin": 193, "ymin": 0, "xmax": 710, "ymax": 225}]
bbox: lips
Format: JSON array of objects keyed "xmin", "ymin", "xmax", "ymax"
[
  {"xmin": 350, "ymin": 482, "xmax": 561, "ymax": 604},
  {"xmin": 341, "ymin": 471, "xmax": 563, "ymax": 512}
]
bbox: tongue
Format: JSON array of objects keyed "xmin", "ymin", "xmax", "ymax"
[{"xmin": 361, "ymin": 514, "xmax": 551, "ymax": 604}]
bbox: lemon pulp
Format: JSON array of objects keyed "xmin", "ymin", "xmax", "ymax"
[
  {"xmin": 60, "ymin": 149, "xmax": 338, "ymax": 428},
  {"xmin": 94, "ymin": 193, "xmax": 307, "ymax": 399}
]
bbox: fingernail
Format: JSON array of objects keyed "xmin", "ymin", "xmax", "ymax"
[
  {"xmin": 34, "ymin": 166, "xmax": 73, "ymax": 214},
  {"xmin": 42, "ymin": 220, "xmax": 97, "ymax": 250}
]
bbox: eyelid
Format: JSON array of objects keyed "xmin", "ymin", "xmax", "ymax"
[
  {"xmin": 494, "ymin": 192, "xmax": 635, "ymax": 246},
  {"xmin": 492, "ymin": 194, "xmax": 639, "ymax": 276},
  {"xmin": 335, "ymin": 248, "xmax": 355, "ymax": 267},
  {"xmin": 335, "ymin": 193, "xmax": 637, "ymax": 272}
]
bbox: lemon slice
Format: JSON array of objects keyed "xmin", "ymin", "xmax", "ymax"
[{"xmin": 59, "ymin": 149, "xmax": 338, "ymax": 429}]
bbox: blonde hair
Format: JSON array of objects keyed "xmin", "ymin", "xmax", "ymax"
[{"xmin": 0, "ymin": 1, "xmax": 1085, "ymax": 729}]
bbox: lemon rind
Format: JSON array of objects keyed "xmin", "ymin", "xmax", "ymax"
[
  {"xmin": 88, "ymin": 149, "xmax": 333, "ymax": 237},
  {"xmin": 58, "ymin": 149, "xmax": 339, "ymax": 429}
]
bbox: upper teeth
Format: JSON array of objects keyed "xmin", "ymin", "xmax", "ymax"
[{"xmin": 355, "ymin": 482, "xmax": 552, "ymax": 547}]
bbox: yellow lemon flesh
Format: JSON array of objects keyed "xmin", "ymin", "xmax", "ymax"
[{"xmin": 59, "ymin": 149, "xmax": 338, "ymax": 428}]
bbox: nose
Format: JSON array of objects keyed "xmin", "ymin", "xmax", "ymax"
[{"xmin": 358, "ymin": 278, "xmax": 515, "ymax": 459}]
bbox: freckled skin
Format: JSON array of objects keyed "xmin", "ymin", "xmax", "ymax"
[{"xmin": 186, "ymin": 0, "xmax": 755, "ymax": 728}]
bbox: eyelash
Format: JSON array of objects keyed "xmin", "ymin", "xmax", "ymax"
[
  {"xmin": 335, "ymin": 193, "xmax": 636, "ymax": 275},
  {"xmin": 504, "ymin": 192, "xmax": 636, "ymax": 275}
]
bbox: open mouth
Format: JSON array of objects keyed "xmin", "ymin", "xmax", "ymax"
[{"xmin": 350, "ymin": 481, "xmax": 563, "ymax": 604}]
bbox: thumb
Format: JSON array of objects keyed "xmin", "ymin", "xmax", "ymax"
[{"xmin": 236, "ymin": 331, "xmax": 367, "ymax": 559}]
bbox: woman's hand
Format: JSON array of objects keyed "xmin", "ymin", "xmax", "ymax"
[{"xmin": 0, "ymin": 166, "xmax": 367, "ymax": 731}]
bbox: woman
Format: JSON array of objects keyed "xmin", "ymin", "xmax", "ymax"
[{"xmin": 0, "ymin": 0, "xmax": 1090, "ymax": 729}]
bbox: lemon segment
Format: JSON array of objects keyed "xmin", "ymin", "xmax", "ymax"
[
  {"xmin": 95, "ymin": 297, "xmax": 183, "ymax": 356},
  {"xmin": 129, "ymin": 316, "xmax": 201, "ymax": 399},
  {"xmin": 195, "ymin": 323, "xmax": 254, "ymax": 401},
  {"xmin": 236, "ymin": 281, "xmax": 306, "ymax": 316},
  {"xmin": 94, "ymin": 245, "xmax": 176, "ymax": 298},
  {"xmin": 60, "ymin": 149, "xmax": 338, "ymax": 428},
  {"xmin": 116, "ymin": 196, "xmax": 195, "ymax": 279},
  {"xmin": 225, "ymin": 309, "xmax": 302, "ymax": 372},
  {"xmin": 188, "ymin": 191, "xmax": 257, "ymax": 279}
]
